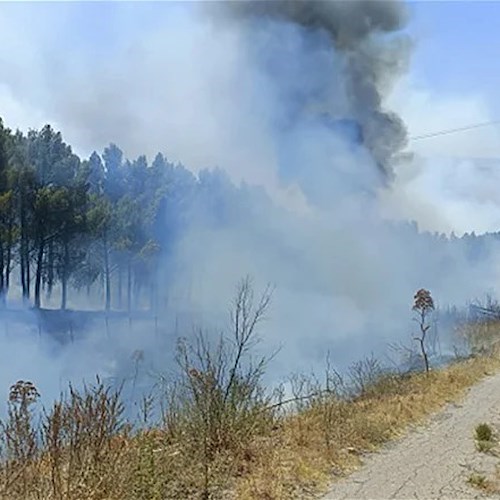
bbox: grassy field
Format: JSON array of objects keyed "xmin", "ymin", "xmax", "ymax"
[{"xmin": 0, "ymin": 313, "xmax": 499, "ymax": 499}]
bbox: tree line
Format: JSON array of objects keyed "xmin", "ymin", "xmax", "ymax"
[
  {"xmin": 0, "ymin": 116, "xmax": 497, "ymax": 313},
  {"xmin": 0, "ymin": 117, "xmax": 247, "ymax": 311}
]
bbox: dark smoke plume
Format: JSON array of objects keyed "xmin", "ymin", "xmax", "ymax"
[{"xmin": 218, "ymin": 0, "xmax": 411, "ymax": 179}]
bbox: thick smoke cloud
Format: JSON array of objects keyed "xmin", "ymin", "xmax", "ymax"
[
  {"xmin": 0, "ymin": 1, "xmax": 499, "ymax": 405},
  {"xmin": 218, "ymin": 0, "xmax": 411, "ymax": 179}
]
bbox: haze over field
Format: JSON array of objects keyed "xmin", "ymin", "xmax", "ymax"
[{"xmin": 0, "ymin": 0, "xmax": 500, "ymax": 406}]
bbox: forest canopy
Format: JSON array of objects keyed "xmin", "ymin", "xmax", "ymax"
[{"xmin": 0, "ymin": 117, "xmax": 494, "ymax": 312}]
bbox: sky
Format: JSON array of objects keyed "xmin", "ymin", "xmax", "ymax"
[
  {"xmin": 398, "ymin": 1, "xmax": 500, "ymax": 157},
  {"xmin": 2, "ymin": 0, "xmax": 500, "ymax": 403},
  {"xmin": 384, "ymin": 1, "xmax": 500, "ymax": 234},
  {"xmin": 409, "ymin": 1, "xmax": 500, "ymax": 103},
  {"xmin": 1, "ymin": 1, "xmax": 500, "ymax": 234}
]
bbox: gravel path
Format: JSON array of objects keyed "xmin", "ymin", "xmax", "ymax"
[{"xmin": 323, "ymin": 372, "xmax": 500, "ymax": 499}]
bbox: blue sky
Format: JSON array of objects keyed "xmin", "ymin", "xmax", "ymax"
[
  {"xmin": 377, "ymin": 1, "xmax": 500, "ymax": 234},
  {"xmin": 409, "ymin": 1, "xmax": 500, "ymax": 115}
]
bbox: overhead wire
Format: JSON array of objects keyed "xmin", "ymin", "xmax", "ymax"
[{"xmin": 409, "ymin": 120, "xmax": 500, "ymax": 141}]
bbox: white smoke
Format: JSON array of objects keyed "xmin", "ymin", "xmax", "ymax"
[
  {"xmin": 0, "ymin": 1, "xmax": 499, "ymax": 400},
  {"xmin": 384, "ymin": 76, "xmax": 500, "ymax": 235}
]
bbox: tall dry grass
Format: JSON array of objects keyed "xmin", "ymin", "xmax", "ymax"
[{"xmin": 0, "ymin": 292, "xmax": 498, "ymax": 499}]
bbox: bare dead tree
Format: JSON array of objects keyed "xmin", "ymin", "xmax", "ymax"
[
  {"xmin": 412, "ymin": 289, "xmax": 435, "ymax": 373},
  {"xmin": 169, "ymin": 276, "xmax": 275, "ymax": 498},
  {"xmin": 224, "ymin": 276, "xmax": 273, "ymax": 405}
]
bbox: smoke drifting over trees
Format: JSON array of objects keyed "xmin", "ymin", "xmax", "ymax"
[
  {"xmin": 0, "ymin": 0, "xmax": 499, "ymax": 406},
  {"xmin": 0, "ymin": 115, "xmax": 498, "ymax": 318},
  {"xmin": 0, "ymin": 119, "xmax": 259, "ymax": 313}
]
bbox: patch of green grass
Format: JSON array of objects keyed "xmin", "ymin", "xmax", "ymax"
[
  {"xmin": 468, "ymin": 473, "xmax": 489, "ymax": 490},
  {"xmin": 476, "ymin": 440, "xmax": 495, "ymax": 453},
  {"xmin": 475, "ymin": 423, "xmax": 493, "ymax": 442}
]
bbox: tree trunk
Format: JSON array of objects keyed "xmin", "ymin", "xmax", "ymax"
[
  {"xmin": 118, "ymin": 266, "xmax": 122, "ymax": 310},
  {"xmin": 47, "ymin": 240, "xmax": 54, "ymax": 299},
  {"xmin": 20, "ymin": 233, "xmax": 28, "ymax": 302},
  {"xmin": 34, "ymin": 239, "xmax": 45, "ymax": 309},
  {"xmin": 20, "ymin": 251, "xmax": 26, "ymax": 299},
  {"xmin": 104, "ymin": 237, "xmax": 111, "ymax": 312},
  {"xmin": 0, "ymin": 240, "xmax": 5, "ymax": 307},
  {"xmin": 419, "ymin": 337, "xmax": 429, "ymax": 373},
  {"xmin": 26, "ymin": 253, "xmax": 30, "ymax": 299},
  {"xmin": 5, "ymin": 217, "xmax": 12, "ymax": 293},
  {"xmin": 418, "ymin": 316, "xmax": 430, "ymax": 374},
  {"xmin": 61, "ymin": 240, "xmax": 69, "ymax": 310},
  {"xmin": 127, "ymin": 259, "xmax": 132, "ymax": 313},
  {"xmin": 61, "ymin": 279, "xmax": 67, "ymax": 310},
  {"xmin": 20, "ymin": 203, "xmax": 30, "ymax": 303}
]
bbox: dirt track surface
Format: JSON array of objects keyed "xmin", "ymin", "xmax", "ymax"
[{"xmin": 323, "ymin": 372, "xmax": 500, "ymax": 499}]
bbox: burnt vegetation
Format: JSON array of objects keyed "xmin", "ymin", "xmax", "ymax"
[{"xmin": 0, "ymin": 279, "xmax": 497, "ymax": 499}]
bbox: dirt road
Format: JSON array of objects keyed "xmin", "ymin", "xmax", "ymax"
[{"xmin": 323, "ymin": 371, "xmax": 500, "ymax": 499}]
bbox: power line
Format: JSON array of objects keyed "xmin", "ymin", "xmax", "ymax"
[{"xmin": 409, "ymin": 120, "xmax": 500, "ymax": 141}]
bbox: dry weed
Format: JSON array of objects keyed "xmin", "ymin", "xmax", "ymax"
[{"xmin": 0, "ymin": 305, "xmax": 498, "ymax": 499}]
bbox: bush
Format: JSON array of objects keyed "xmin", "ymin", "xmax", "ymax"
[
  {"xmin": 162, "ymin": 276, "xmax": 276, "ymax": 498},
  {"xmin": 475, "ymin": 423, "xmax": 493, "ymax": 442}
]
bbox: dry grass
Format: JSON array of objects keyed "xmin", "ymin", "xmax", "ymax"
[
  {"xmin": 0, "ymin": 315, "xmax": 499, "ymax": 498},
  {"xmin": 234, "ymin": 354, "xmax": 500, "ymax": 499},
  {"xmin": 468, "ymin": 472, "xmax": 491, "ymax": 491},
  {"xmin": 468, "ymin": 465, "xmax": 500, "ymax": 495},
  {"xmin": 470, "ymin": 417, "xmax": 500, "ymax": 491},
  {"xmin": 0, "ymin": 354, "xmax": 496, "ymax": 500},
  {"xmin": 455, "ymin": 316, "xmax": 500, "ymax": 356}
]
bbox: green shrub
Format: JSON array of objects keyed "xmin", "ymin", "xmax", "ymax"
[{"xmin": 475, "ymin": 423, "xmax": 493, "ymax": 442}]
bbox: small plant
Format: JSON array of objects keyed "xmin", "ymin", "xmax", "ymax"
[
  {"xmin": 468, "ymin": 472, "xmax": 489, "ymax": 490},
  {"xmin": 475, "ymin": 423, "xmax": 493, "ymax": 442},
  {"xmin": 476, "ymin": 440, "xmax": 495, "ymax": 453},
  {"xmin": 474, "ymin": 423, "xmax": 497, "ymax": 454},
  {"xmin": 412, "ymin": 289, "xmax": 435, "ymax": 373},
  {"xmin": 348, "ymin": 354, "xmax": 383, "ymax": 397},
  {"xmin": 167, "ymin": 276, "xmax": 275, "ymax": 499},
  {"xmin": 3, "ymin": 380, "xmax": 40, "ymax": 462}
]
